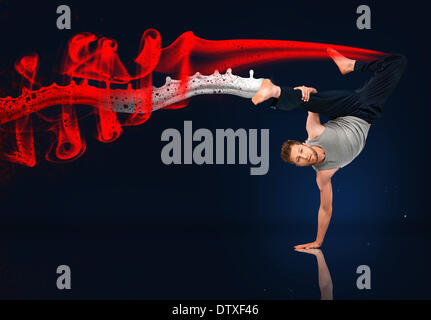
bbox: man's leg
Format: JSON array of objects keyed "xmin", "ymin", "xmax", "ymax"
[
  {"xmin": 353, "ymin": 53, "xmax": 407, "ymax": 107},
  {"xmin": 251, "ymin": 49, "xmax": 407, "ymax": 120},
  {"xmin": 327, "ymin": 48, "xmax": 356, "ymax": 75},
  {"xmin": 327, "ymin": 48, "xmax": 407, "ymax": 103},
  {"xmin": 251, "ymin": 79, "xmax": 281, "ymax": 105},
  {"xmin": 252, "ymin": 49, "xmax": 363, "ymax": 107},
  {"xmin": 327, "ymin": 48, "xmax": 407, "ymax": 123}
]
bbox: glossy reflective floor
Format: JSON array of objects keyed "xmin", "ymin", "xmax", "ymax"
[
  {"xmin": 0, "ymin": 0, "xmax": 429, "ymax": 301},
  {"xmin": 0, "ymin": 221, "xmax": 428, "ymax": 299}
]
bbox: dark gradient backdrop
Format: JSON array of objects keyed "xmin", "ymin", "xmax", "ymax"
[{"xmin": 0, "ymin": 0, "xmax": 429, "ymax": 299}]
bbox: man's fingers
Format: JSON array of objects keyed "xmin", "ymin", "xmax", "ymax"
[
  {"xmin": 293, "ymin": 86, "xmax": 315, "ymax": 102},
  {"xmin": 303, "ymin": 89, "xmax": 308, "ymax": 102},
  {"xmin": 294, "ymin": 87, "xmax": 305, "ymax": 101},
  {"xmin": 294, "ymin": 243, "xmax": 309, "ymax": 249},
  {"xmin": 295, "ymin": 242, "xmax": 321, "ymax": 250}
]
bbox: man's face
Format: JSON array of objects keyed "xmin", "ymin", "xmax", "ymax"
[{"xmin": 290, "ymin": 143, "xmax": 319, "ymax": 167}]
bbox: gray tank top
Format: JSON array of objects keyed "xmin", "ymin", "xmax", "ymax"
[{"xmin": 305, "ymin": 116, "xmax": 371, "ymax": 172}]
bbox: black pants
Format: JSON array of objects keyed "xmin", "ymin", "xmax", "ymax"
[
  {"xmin": 272, "ymin": 53, "xmax": 407, "ymax": 124},
  {"xmin": 348, "ymin": 53, "xmax": 407, "ymax": 123}
]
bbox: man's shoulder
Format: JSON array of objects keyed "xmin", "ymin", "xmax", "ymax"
[
  {"xmin": 316, "ymin": 168, "xmax": 339, "ymax": 179},
  {"xmin": 315, "ymin": 168, "xmax": 338, "ymax": 189},
  {"xmin": 307, "ymin": 127, "xmax": 325, "ymax": 141}
]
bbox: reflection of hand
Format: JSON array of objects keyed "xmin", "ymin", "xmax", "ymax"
[
  {"xmin": 294, "ymin": 241, "xmax": 322, "ymax": 250},
  {"xmin": 295, "ymin": 248, "xmax": 322, "ymax": 256}
]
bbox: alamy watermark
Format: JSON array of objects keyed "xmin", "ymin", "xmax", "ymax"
[
  {"xmin": 56, "ymin": 265, "xmax": 71, "ymax": 290},
  {"xmin": 356, "ymin": 5, "xmax": 371, "ymax": 30},
  {"xmin": 356, "ymin": 265, "xmax": 371, "ymax": 290},
  {"xmin": 161, "ymin": 121, "xmax": 269, "ymax": 175},
  {"xmin": 56, "ymin": 5, "xmax": 71, "ymax": 30}
]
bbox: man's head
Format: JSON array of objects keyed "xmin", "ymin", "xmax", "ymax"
[{"xmin": 281, "ymin": 140, "xmax": 319, "ymax": 167}]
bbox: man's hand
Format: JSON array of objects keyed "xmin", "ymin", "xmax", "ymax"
[
  {"xmin": 294, "ymin": 86, "xmax": 317, "ymax": 102},
  {"xmin": 294, "ymin": 241, "xmax": 322, "ymax": 250},
  {"xmin": 294, "ymin": 248, "xmax": 323, "ymax": 256}
]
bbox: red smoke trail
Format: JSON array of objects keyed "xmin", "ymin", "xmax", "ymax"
[
  {"xmin": 3, "ymin": 54, "xmax": 40, "ymax": 166},
  {"xmin": 0, "ymin": 30, "xmax": 385, "ymax": 166}
]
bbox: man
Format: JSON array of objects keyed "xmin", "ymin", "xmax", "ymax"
[{"xmin": 251, "ymin": 48, "xmax": 407, "ymax": 249}]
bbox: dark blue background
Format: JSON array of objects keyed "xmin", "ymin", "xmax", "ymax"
[{"xmin": 0, "ymin": 0, "xmax": 429, "ymax": 299}]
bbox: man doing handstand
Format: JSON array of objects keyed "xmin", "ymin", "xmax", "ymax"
[{"xmin": 251, "ymin": 48, "xmax": 407, "ymax": 249}]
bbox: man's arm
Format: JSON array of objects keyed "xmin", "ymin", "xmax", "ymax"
[
  {"xmin": 315, "ymin": 171, "xmax": 333, "ymax": 246},
  {"xmin": 294, "ymin": 169, "xmax": 336, "ymax": 249},
  {"xmin": 293, "ymin": 86, "xmax": 325, "ymax": 139},
  {"xmin": 306, "ymin": 111, "xmax": 325, "ymax": 140}
]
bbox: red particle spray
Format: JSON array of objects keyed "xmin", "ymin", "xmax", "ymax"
[{"xmin": 0, "ymin": 30, "xmax": 385, "ymax": 167}]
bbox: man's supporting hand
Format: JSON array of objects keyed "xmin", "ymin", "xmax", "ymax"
[
  {"xmin": 251, "ymin": 79, "xmax": 281, "ymax": 105},
  {"xmin": 294, "ymin": 86, "xmax": 317, "ymax": 102},
  {"xmin": 294, "ymin": 241, "xmax": 322, "ymax": 250}
]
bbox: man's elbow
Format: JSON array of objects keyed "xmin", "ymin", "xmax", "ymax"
[{"xmin": 320, "ymin": 205, "xmax": 333, "ymax": 215}]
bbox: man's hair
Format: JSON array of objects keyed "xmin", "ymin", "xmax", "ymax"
[{"xmin": 281, "ymin": 140, "xmax": 303, "ymax": 164}]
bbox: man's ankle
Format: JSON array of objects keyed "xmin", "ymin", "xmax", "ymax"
[
  {"xmin": 274, "ymin": 85, "xmax": 281, "ymax": 98},
  {"xmin": 351, "ymin": 60, "xmax": 356, "ymax": 72}
]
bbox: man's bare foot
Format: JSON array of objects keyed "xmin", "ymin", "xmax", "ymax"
[
  {"xmin": 251, "ymin": 79, "xmax": 281, "ymax": 105},
  {"xmin": 327, "ymin": 48, "xmax": 356, "ymax": 75}
]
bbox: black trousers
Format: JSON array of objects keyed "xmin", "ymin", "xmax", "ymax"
[
  {"xmin": 272, "ymin": 53, "xmax": 407, "ymax": 124},
  {"xmin": 349, "ymin": 53, "xmax": 407, "ymax": 123}
]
